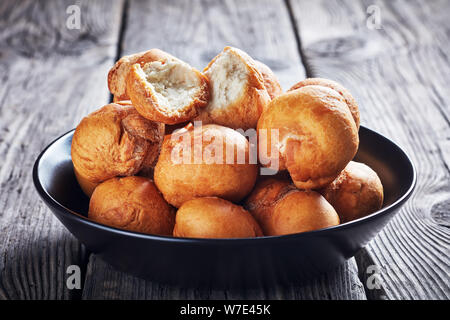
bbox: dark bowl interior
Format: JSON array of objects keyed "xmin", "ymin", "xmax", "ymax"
[{"xmin": 33, "ymin": 126, "xmax": 415, "ymax": 289}]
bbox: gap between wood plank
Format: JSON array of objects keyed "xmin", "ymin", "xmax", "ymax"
[
  {"xmin": 0, "ymin": 0, "xmax": 125, "ymax": 300},
  {"xmin": 108, "ymin": 0, "xmax": 129, "ymax": 104},
  {"xmin": 77, "ymin": 0, "xmax": 129, "ymax": 299},
  {"xmin": 284, "ymin": 0, "xmax": 313, "ymax": 77},
  {"xmin": 76, "ymin": 0, "xmax": 129, "ymax": 298}
]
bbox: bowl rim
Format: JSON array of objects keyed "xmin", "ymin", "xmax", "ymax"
[{"xmin": 33, "ymin": 126, "xmax": 416, "ymax": 244}]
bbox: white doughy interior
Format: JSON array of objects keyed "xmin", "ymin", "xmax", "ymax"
[
  {"xmin": 205, "ymin": 50, "xmax": 248, "ymax": 110},
  {"xmin": 142, "ymin": 60, "xmax": 200, "ymax": 114}
]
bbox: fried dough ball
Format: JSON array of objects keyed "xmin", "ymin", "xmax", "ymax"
[
  {"xmin": 320, "ymin": 161, "xmax": 384, "ymax": 223},
  {"xmin": 108, "ymin": 49, "xmax": 178, "ymax": 102},
  {"xmin": 254, "ymin": 60, "xmax": 283, "ymax": 99},
  {"xmin": 289, "ymin": 78, "xmax": 360, "ymax": 129},
  {"xmin": 71, "ymin": 103, "xmax": 164, "ymax": 196},
  {"xmin": 89, "ymin": 176, "xmax": 175, "ymax": 235},
  {"xmin": 173, "ymin": 197, "xmax": 263, "ymax": 238},
  {"xmin": 125, "ymin": 51, "xmax": 209, "ymax": 124},
  {"xmin": 154, "ymin": 123, "xmax": 258, "ymax": 207},
  {"xmin": 245, "ymin": 178, "xmax": 339, "ymax": 236},
  {"xmin": 257, "ymin": 85, "xmax": 359, "ymax": 189},
  {"xmin": 195, "ymin": 47, "xmax": 270, "ymax": 130}
]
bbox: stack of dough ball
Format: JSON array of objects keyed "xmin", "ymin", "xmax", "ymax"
[
  {"xmin": 71, "ymin": 103, "xmax": 164, "ymax": 196},
  {"xmin": 257, "ymin": 82, "xmax": 359, "ymax": 189},
  {"xmin": 195, "ymin": 46, "xmax": 271, "ymax": 130},
  {"xmin": 71, "ymin": 46, "xmax": 385, "ymax": 238},
  {"xmin": 173, "ymin": 197, "xmax": 263, "ymax": 238},
  {"xmin": 245, "ymin": 177, "xmax": 339, "ymax": 236},
  {"xmin": 320, "ymin": 161, "xmax": 384, "ymax": 223},
  {"xmin": 89, "ymin": 176, "xmax": 174, "ymax": 235},
  {"xmin": 124, "ymin": 50, "xmax": 209, "ymax": 124},
  {"xmin": 154, "ymin": 123, "xmax": 258, "ymax": 207}
]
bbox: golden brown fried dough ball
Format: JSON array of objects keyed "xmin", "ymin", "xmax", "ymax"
[
  {"xmin": 257, "ymin": 86, "xmax": 359, "ymax": 189},
  {"xmin": 154, "ymin": 123, "xmax": 258, "ymax": 208},
  {"xmin": 254, "ymin": 60, "xmax": 283, "ymax": 99},
  {"xmin": 320, "ymin": 161, "xmax": 384, "ymax": 223},
  {"xmin": 108, "ymin": 49, "xmax": 178, "ymax": 102},
  {"xmin": 71, "ymin": 103, "xmax": 164, "ymax": 196},
  {"xmin": 195, "ymin": 47, "xmax": 270, "ymax": 130},
  {"xmin": 126, "ymin": 52, "xmax": 209, "ymax": 124},
  {"xmin": 89, "ymin": 176, "xmax": 174, "ymax": 235},
  {"xmin": 289, "ymin": 78, "xmax": 360, "ymax": 129},
  {"xmin": 245, "ymin": 178, "xmax": 339, "ymax": 236},
  {"xmin": 244, "ymin": 176, "xmax": 295, "ymax": 233},
  {"xmin": 173, "ymin": 197, "xmax": 263, "ymax": 238}
]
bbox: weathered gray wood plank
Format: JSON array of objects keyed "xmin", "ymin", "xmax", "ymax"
[
  {"xmin": 81, "ymin": 0, "xmax": 367, "ymax": 300},
  {"xmin": 0, "ymin": 0, "xmax": 124, "ymax": 299},
  {"xmin": 82, "ymin": 255, "xmax": 366, "ymax": 300},
  {"xmin": 289, "ymin": 0, "xmax": 450, "ymax": 300},
  {"xmin": 120, "ymin": 0, "xmax": 305, "ymax": 90}
]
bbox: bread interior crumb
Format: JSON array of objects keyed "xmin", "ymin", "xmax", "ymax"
[
  {"xmin": 205, "ymin": 50, "xmax": 247, "ymax": 110},
  {"xmin": 142, "ymin": 60, "xmax": 200, "ymax": 114}
]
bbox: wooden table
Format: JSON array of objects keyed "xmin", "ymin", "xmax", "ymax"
[{"xmin": 0, "ymin": 0, "xmax": 449, "ymax": 300}]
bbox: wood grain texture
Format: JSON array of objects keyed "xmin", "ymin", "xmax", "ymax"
[
  {"xmin": 82, "ymin": 255, "xmax": 366, "ymax": 300},
  {"xmin": 0, "ymin": 0, "xmax": 124, "ymax": 299},
  {"xmin": 81, "ymin": 0, "xmax": 367, "ymax": 300},
  {"xmin": 120, "ymin": 0, "xmax": 305, "ymax": 90},
  {"xmin": 289, "ymin": 0, "xmax": 450, "ymax": 299}
]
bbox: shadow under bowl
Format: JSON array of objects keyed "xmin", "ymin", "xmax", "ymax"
[{"xmin": 33, "ymin": 126, "xmax": 416, "ymax": 289}]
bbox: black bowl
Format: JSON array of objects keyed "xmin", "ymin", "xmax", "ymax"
[{"xmin": 33, "ymin": 126, "xmax": 415, "ymax": 288}]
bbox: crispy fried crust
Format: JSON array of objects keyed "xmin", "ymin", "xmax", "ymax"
[
  {"xmin": 257, "ymin": 86, "xmax": 359, "ymax": 189},
  {"xmin": 245, "ymin": 177, "xmax": 339, "ymax": 236},
  {"xmin": 320, "ymin": 161, "xmax": 383, "ymax": 222},
  {"xmin": 89, "ymin": 176, "xmax": 175, "ymax": 235},
  {"xmin": 289, "ymin": 78, "xmax": 360, "ymax": 129},
  {"xmin": 108, "ymin": 49, "xmax": 178, "ymax": 101},
  {"xmin": 173, "ymin": 197, "xmax": 263, "ymax": 238},
  {"xmin": 195, "ymin": 47, "xmax": 270, "ymax": 130},
  {"xmin": 126, "ymin": 62, "xmax": 209, "ymax": 124},
  {"xmin": 154, "ymin": 124, "xmax": 258, "ymax": 208},
  {"xmin": 71, "ymin": 103, "xmax": 164, "ymax": 196},
  {"xmin": 244, "ymin": 177, "xmax": 296, "ymax": 234},
  {"xmin": 254, "ymin": 60, "xmax": 283, "ymax": 99}
]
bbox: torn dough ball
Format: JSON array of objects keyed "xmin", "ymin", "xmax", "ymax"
[
  {"xmin": 195, "ymin": 46, "xmax": 270, "ymax": 130},
  {"xmin": 126, "ymin": 55, "xmax": 209, "ymax": 124},
  {"xmin": 108, "ymin": 49, "xmax": 176, "ymax": 102}
]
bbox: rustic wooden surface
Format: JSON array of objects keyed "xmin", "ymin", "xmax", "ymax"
[
  {"xmin": 81, "ymin": 0, "xmax": 365, "ymax": 300},
  {"xmin": 0, "ymin": 0, "xmax": 448, "ymax": 300},
  {"xmin": 289, "ymin": 0, "xmax": 450, "ymax": 300},
  {"xmin": 0, "ymin": 0, "xmax": 124, "ymax": 299}
]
